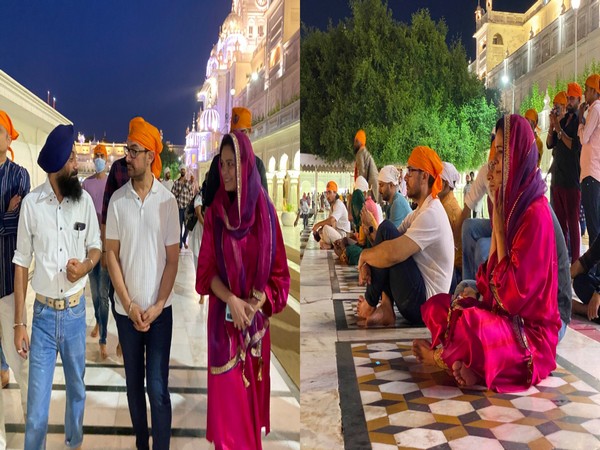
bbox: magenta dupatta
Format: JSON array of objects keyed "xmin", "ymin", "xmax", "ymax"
[{"xmin": 210, "ymin": 131, "xmax": 277, "ymax": 369}]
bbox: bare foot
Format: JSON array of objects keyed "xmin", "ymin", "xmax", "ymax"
[
  {"xmin": 365, "ymin": 293, "xmax": 396, "ymax": 327},
  {"xmin": 412, "ymin": 339, "xmax": 435, "ymax": 365},
  {"xmin": 319, "ymin": 241, "xmax": 333, "ymax": 250},
  {"xmin": 116, "ymin": 342, "xmax": 123, "ymax": 358},
  {"xmin": 1, "ymin": 369, "xmax": 9, "ymax": 388},
  {"xmin": 356, "ymin": 295, "xmax": 376, "ymax": 319},
  {"xmin": 90, "ymin": 323, "xmax": 99, "ymax": 338},
  {"xmin": 99, "ymin": 343, "xmax": 108, "ymax": 360},
  {"xmin": 452, "ymin": 361, "xmax": 479, "ymax": 387}
]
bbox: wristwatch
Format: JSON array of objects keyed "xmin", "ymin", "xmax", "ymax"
[
  {"xmin": 557, "ymin": 130, "xmax": 563, "ymax": 140},
  {"xmin": 252, "ymin": 288, "xmax": 263, "ymax": 302}
]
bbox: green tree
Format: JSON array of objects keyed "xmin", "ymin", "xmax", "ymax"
[
  {"xmin": 301, "ymin": 0, "xmax": 499, "ymax": 171},
  {"xmin": 160, "ymin": 141, "xmax": 180, "ymax": 178}
]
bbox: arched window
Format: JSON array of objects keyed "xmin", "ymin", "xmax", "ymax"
[{"xmin": 492, "ymin": 33, "xmax": 503, "ymax": 45}]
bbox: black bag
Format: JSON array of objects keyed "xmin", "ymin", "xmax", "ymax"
[{"xmin": 185, "ymin": 196, "xmax": 198, "ymax": 231}]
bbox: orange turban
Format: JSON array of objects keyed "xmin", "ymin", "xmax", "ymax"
[
  {"xmin": 230, "ymin": 107, "xmax": 252, "ymax": 131},
  {"xmin": 488, "ymin": 138, "xmax": 496, "ymax": 163},
  {"xmin": 524, "ymin": 109, "xmax": 538, "ymax": 126},
  {"xmin": 407, "ymin": 146, "xmax": 443, "ymax": 199},
  {"xmin": 128, "ymin": 117, "xmax": 163, "ymax": 179},
  {"xmin": 567, "ymin": 82, "xmax": 582, "ymax": 99},
  {"xmin": 553, "ymin": 91, "xmax": 568, "ymax": 106},
  {"xmin": 326, "ymin": 181, "xmax": 338, "ymax": 192},
  {"xmin": 0, "ymin": 110, "xmax": 19, "ymax": 161},
  {"xmin": 93, "ymin": 144, "xmax": 107, "ymax": 157},
  {"xmin": 585, "ymin": 74, "xmax": 600, "ymax": 95},
  {"xmin": 355, "ymin": 129, "xmax": 366, "ymax": 146}
]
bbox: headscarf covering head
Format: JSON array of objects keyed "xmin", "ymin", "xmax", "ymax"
[
  {"xmin": 230, "ymin": 107, "xmax": 252, "ymax": 132},
  {"xmin": 585, "ymin": 74, "xmax": 600, "ymax": 95},
  {"xmin": 553, "ymin": 91, "xmax": 568, "ymax": 106},
  {"xmin": 378, "ymin": 165, "xmax": 399, "ymax": 185},
  {"xmin": 37, "ymin": 124, "xmax": 74, "ymax": 173},
  {"xmin": 326, "ymin": 180, "xmax": 338, "ymax": 192},
  {"xmin": 441, "ymin": 162, "xmax": 460, "ymax": 189},
  {"xmin": 164, "ymin": 167, "xmax": 171, "ymax": 174},
  {"xmin": 93, "ymin": 144, "xmax": 107, "ymax": 157},
  {"xmin": 407, "ymin": 146, "xmax": 444, "ymax": 199},
  {"xmin": 0, "ymin": 111, "xmax": 19, "ymax": 161},
  {"xmin": 127, "ymin": 117, "xmax": 163, "ymax": 179},
  {"xmin": 355, "ymin": 129, "xmax": 366, "ymax": 147},
  {"xmin": 567, "ymin": 82, "xmax": 582, "ymax": 99},
  {"xmin": 354, "ymin": 176, "xmax": 369, "ymax": 192},
  {"xmin": 497, "ymin": 114, "xmax": 547, "ymax": 251}
]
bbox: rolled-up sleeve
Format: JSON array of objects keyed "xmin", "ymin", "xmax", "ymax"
[
  {"xmin": 464, "ymin": 164, "xmax": 488, "ymax": 211},
  {"xmin": 12, "ymin": 195, "xmax": 34, "ymax": 268}
]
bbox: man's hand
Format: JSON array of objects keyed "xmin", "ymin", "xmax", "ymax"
[
  {"xmin": 360, "ymin": 206, "xmax": 374, "ymax": 228},
  {"xmin": 588, "ymin": 292, "xmax": 600, "ymax": 321},
  {"xmin": 66, "ymin": 258, "xmax": 89, "ymax": 283},
  {"xmin": 7, "ymin": 194, "xmax": 22, "ymax": 212},
  {"xmin": 358, "ymin": 261, "xmax": 371, "ymax": 286},
  {"xmin": 13, "ymin": 325, "xmax": 29, "ymax": 360},
  {"xmin": 570, "ymin": 259, "xmax": 585, "ymax": 279}
]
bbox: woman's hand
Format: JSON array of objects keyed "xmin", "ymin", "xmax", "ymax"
[{"xmin": 228, "ymin": 296, "xmax": 251, "ymax": 330}]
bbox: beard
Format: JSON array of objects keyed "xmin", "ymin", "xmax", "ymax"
[{"xmin": 57, "ymin": 170, "xmax": 82, "ymax": 201}]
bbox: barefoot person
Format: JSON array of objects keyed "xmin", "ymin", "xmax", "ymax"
[
  {"xmin": 356, "ymin": 146, "xmax": 454, "ymax": 326},
  {"xmin": 413, "ymin": 115, "xmax": 560, "ymax": 392}
]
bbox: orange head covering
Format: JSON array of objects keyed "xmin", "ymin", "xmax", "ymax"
[
  {"xmin": 553, "ymin": 91, "xmax": 568, "ymax": 106},
  {"xmin": 127, "ymin": 117, "xmax": 163, "ymax": 179},
  {"xmin": 524, "ymin": 109, "xmax": 538, "ymax": 126},
  {"xmin": 407, "ymin": 146, "xmax": 443, "ymax": 199},
  {"xmin": 0, "ymin": 110, "xmax": 19, "ymax": 161},
  {"xmin": 326, "ymin": 181, "xmax": 338, "ymax": 192},
  {"xmin": 567, "ymin": 82, "xmax": 582, "ymax": 99},
  {"xmin": 488, "ymin": 138, "xmax": 496, "ymax": 163},
  {"xmin": 230, "ymin": 107, "xmax": 252, "ymax": 131},
  {"xmin": 93, "ymin": 144, "xmax": 107, "ymax": 157},
  {"xmin": 585, "ymin": 74, "xmax": 600, "ymax": 95},
  {"xmin": 355, "ymin": 129, "xmax": 366, "ymax": 146}
]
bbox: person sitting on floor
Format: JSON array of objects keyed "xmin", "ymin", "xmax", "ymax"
[
  {"xmin": 439, "ymin": 162, "xmax": 463, "ymax": 290},
  {"xmin": 312, "ymin": 181, "xmax": 351, "ymax": 249},
  {"xmin": 571, "ymin": 233, "xmax": 600, "ymax": 324},
  {"xmin": 355, "ymin": 146, "xmax": 454, "ymax": 326},
  {"xmin": 413, "ymin": 114, "xmax": 560, "ymax": 392}
]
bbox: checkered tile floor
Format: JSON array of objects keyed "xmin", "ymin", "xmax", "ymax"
[{"xmin": 342, "ymin": 341, "xmax": 600, "ymax": 450}]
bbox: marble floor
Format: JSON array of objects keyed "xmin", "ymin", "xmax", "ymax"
[
  {"xmin": 2, "ymin": 250, "xmax": 299, "ymax": 449},
  {"xmin": 300, "ymin": 236, "xmax": 600, "ymax": 450}
]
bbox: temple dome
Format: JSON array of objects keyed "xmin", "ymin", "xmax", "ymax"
[
  {"xmin": 199, "ymin": 108, "xmax": 220, "ymax": 132},
  {"xmin": 221, "ymin": 11, "xmax": 243, "ymax": 38}
]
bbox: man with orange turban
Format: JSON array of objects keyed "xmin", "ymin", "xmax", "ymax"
[
  {"xmin": 105, "ymin": 117, "xmax": 180, "ymax": 450},
  {"xmin": 356, "ymin": 146, "xmax": 454, "ymax": 326},
  {"xmin": 312, "ymin": 180, "xmax": 351, "ymax": 249},
  {"xmin": 524, "ymin": 109, "xmax": 544, "ymax": 167},
  {"xmin": 548, "ymin": 88, "xmax": 582, "ymax": 264},
  {"xmin": 353, "ymin": 129, "xmax": 379, "ymax": 201},
  {"xmin": 0, "ymin": 110, "xmax": 30, "ymax": 449},
  {"xmin": 578, "ymin": 74, "xmax": 600, "ymax": 285}
]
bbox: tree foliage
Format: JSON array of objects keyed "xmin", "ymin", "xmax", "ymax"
[{"xmin": 301, "ymin": 0, "xmax": 499, "ymax": 171}]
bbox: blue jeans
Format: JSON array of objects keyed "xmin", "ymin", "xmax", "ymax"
[
  {"xmin": 581, "ymin": 176, "xmax": 600, "ymax": 246},
  {"xmin": 0, "ymin": 343, "xmax": 7, "ymax": 371},
  {"xmin": 89, "ymin": 264, "xmax": 110, "ymax": 344},
  {"xmin": 25, "ymin": 297, "xmax": 86, "ymax": 450},
  {"xmin": 115, "ymin": 306, "xmax": 173, "ymax": 450},
  {"xmin": 462, "ymin": 218, "xmax": 492, "ymax": 281},
  {"xmin": 178, "ymin": 208, "xmax": 189, "ymax": 248}
]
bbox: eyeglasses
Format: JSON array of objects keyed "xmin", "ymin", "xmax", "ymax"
[
  {"xmin": 325, "ymin": 190, "xmax": 335, "ymax": 194},
  {"xmin": 124, "ymin": 146, "xmax": 150, "ymax": 159},
  {"xmin": 406, "ymin": 167, "xmax": 423, "ymax": 176}
]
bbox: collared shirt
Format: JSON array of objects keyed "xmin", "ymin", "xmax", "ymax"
[
  {"xmin": 0, "ymin": 159, "xmax": 30, "ymax": 297},
  {"xmin": 106, "ymin": 177, "xmax": 179, "ymax": 315},
  {"xmin": 171, "ymin": 176, "xmax": 194, "ymax": 209},
  {"xmin": 101, "ymin": 157, "xmax": 129, "ymax": 225},
  {"xmin": 578, "ymin": 99, "xmax": 600, "ymax": 182},
  {"xmin": 388, "ymin": 191, "xmax": 411, "ymax": 228},
  {"xmin": 464, "ymin": 163, "xmax": 490, "ymax": 212},
  {"xmin": 13, "ymin": 179, "xmax": 101, "ymax": 299}
]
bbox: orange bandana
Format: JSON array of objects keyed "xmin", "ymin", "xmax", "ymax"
[
  {"xmin": 128, "ymin": 117, "xmax": 163, "ymax": 179},
  {"xmin": 407, "ymin": 146, "xmax": 443, "ymax": 199}
]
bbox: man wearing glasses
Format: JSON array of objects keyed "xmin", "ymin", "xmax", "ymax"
[
  {"xmin": 312, "ymin": 181, "xmax": 351, "ymax": 249},
  {"xmin": 105, "ymin": 117, "xmax": 179, "ymax": 450},
  {"xmin": 357, "ymin": 146, "xmax": 454, "ymax": 326},
  {"xmin": 13, "ymin": 124, "xmax": 101, "ymax": 449}
]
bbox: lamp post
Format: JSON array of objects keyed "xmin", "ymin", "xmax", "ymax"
[
  {"xmin": 573, "ymin": 0, "xmax": 580, "ymax": 78},
  {"xmin": 502, "ymin": 74, "xmax": 515, "ymax": 114}
]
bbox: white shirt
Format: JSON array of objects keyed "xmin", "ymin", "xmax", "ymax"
[
  {"xmin": 464, "ymin": 163, "xmax": 490, "ymax": 212},
  {"xmin": 398, "ymin": 195, "xmax": 454, "ymax": 299},
  {"xmin": 330, "ymin": 198, "xmax": 351, "ymax": 232},
  {"xmin": 106, "ymin": 177, "xmax": 180, "ymax": 315},
  {"xmin": 161, "ymin": 178, "xmax": 174, "ymax": 192},
  {"xmin": 578, "ymin": 99, "xmax": 600, "ymax": 182},
  {"xmin": 13, "ymin": 179, "xmax": 101, "ymax": 299}
]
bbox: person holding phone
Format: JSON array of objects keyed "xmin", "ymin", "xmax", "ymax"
[
  {"xmin": 196, "ymin": 131, "xmax": 290, "ymax": 449},
  {"xmin": 13, "ymin": 124, "xmax": 101, "ymax": 449}
]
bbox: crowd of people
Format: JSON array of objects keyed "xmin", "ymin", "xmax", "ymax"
[
  {"xmin": 0, "ymin": 106, "xmax": 289, "ymax": 450},
  {"xmin": 311, "ymin": 74, "xmax": 600, "ymax": 393}
]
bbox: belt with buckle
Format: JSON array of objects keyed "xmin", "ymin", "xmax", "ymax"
[{"xmin": 35, "ymin": 289, "xmax": 83, "ymax": 311}]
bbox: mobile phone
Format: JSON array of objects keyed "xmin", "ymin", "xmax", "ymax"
[{"xmin": 225, "ymin": 304, "xmax": 233, "ymax": 322}]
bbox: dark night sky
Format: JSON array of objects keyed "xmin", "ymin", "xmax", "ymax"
[
  {"xmin": 301, "ymin": 0, "xmax": 532, "ymax": 61},
  {"xmin": 2, "ymin": 1, "xmax": 231, "ymax": 145}
]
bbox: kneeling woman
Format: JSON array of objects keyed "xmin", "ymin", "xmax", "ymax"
[
  {"xmin": 413, "ymin": 114, "xmax": 560, "ymax": 393},
  {"xmin": 196, "ymin": 131, "xmax": 290, "ymax": 449}
]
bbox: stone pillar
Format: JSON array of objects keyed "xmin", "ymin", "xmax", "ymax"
[
  {"xmin": 267, "ymin": 172, "xmax": 275, "ymax": 203},
  {"xmin": 276, "ymin": 171, "xmax": 286, "ymax": 210},
  {"xmin": 288, "ymin": 169, "xmax": 300, "ymax": 209}
]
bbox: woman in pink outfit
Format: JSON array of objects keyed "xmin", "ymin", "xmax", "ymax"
[
  {"xmin": 413, "ymin": 114, "xmax": 561, "ymax": 393},
  {"xmin": 196, "ymin": 131, "xmax": 290, "ymax": 449}
]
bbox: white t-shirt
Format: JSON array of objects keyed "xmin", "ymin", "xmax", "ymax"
[
  {"xmin": 399, "ymin": 195, "xmax": 454, "ymax": 298},
  {"xmin": 330, "ymin": 198, "xmax": 351, "ymax": 232},
  {"xmin": 464, "ymin": 163, "xmax": 490, "ymax": 212},
  {"xmin": 106, "ymin": 177, "xmax": 180, "ymax": 315}
]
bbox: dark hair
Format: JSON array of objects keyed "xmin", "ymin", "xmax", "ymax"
[
  {"xmin": 427, "ymin": 173, "xmax": 435, "ymax": 189},
  {"xmin": 495, "ymin": 117, "xmax": 504, "ymax": 134},
  {"xmin": 219, "ymin": 134, "xmax": 235, "ymax": 154}
]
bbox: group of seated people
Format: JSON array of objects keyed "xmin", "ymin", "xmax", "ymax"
[{"xmin": 312, "ymin": 113, "xmax": 599, "ymax": 393}]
